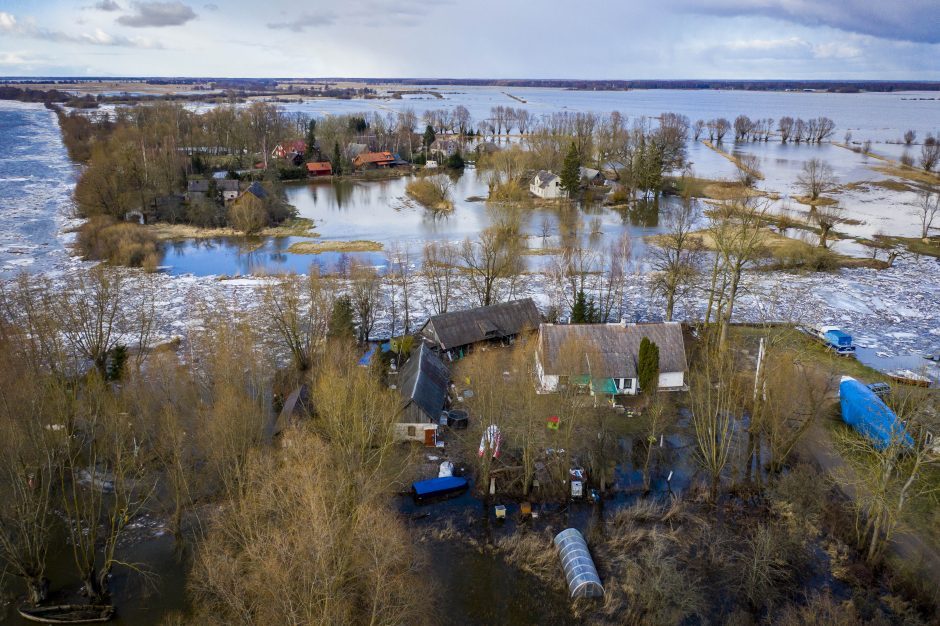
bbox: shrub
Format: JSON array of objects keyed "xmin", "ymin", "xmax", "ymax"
[
  {"xmin": 487, "ymin": 178, "xmax": 530, "ymax": 203},
  {"xmin": 76, "ymin": 216, "xmax": 160, "ymax": 270},
  {"xmin": 405, "ymin": 176, "xmax": 453, "ymax": 210}
]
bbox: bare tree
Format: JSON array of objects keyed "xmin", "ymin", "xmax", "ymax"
[
  {"xmin": 913, "ymin": 187, "xmax": 939, "ymax": 241},
  {"xmin": 921, "ymin": 134, "xmax": 939, "ymax": 172},
  {"xmin": 903, "ymin": 130, "xmax": 916, "ymax": 145},
  {"xmin": 261, "ymin": 270, "xmax": 335, "ymax": 372},
  {"xmin": 692, "ymin": 119, "xmax": 705, "ymax": 141},
  {"xmin": 422, "ymin": 241, "xmax": 461, "ymax": 315},
  {"xmin": 56, "ymin": 266, "xmax": 124, "ymax": 377},
  {"xmin": 349, "ymin": 262, "xmax": 382, "ymax": 343},
  {"xmin": 459, "ymin": 228, "xmax": 523, "ymax": 307},
  {"xmin": 650, "ymin": 198, "xmax": 703, "ymax": 321},
  {"xmin": 812, "ymin": 203, "xmax": 849, "ymax": 248},
  {"xmin": 795, "ymin": 158, "xmax": 837, "ymax": 201},
  {"xmin": 690, "ymin": 330, "xmax": 743, "ymax": 499},
  {"xmin": 387, "ymin": 242, "xmax": 414, "ymax": 335},
  {"xmin": 737, "ymin": 154, "xmax": 762, "ymax": 188}
]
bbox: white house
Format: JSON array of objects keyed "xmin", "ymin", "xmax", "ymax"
[
  {"xmin": 218, "ymin": 179, "xmax": 240, "ymax": 203},
  {"xmin": 535, "ymin": 322, "xmax": 687, "ymax": 396},
  {"xmin": 530, "ymin": 170, "xmax": 564, "ymax": 199},
  {"xmin": 425, "ymin": 159, "xmax": 439, "ymax": 169}
]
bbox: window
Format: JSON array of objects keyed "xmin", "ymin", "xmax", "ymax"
[
  {"xmin": 407, "ymin": 426, "xmax": 416, "ymax": 437},
  {"xmin": 623, "ymin": 378, "xmax": 633, "ymax": 389}
]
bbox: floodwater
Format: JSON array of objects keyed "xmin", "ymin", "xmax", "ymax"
[
  {"xmin": 161, "ymin": 170, "xmax": 676, "ymax": 276},
  {"xmin": 157, "ymin": 87, "xmax": 938, "ymax": 275}
]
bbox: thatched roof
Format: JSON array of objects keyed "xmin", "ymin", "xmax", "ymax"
[
  {"xmin": 421, "ymin": 299, "xmax": 541, "ymax": 351},
  {"xmin": 398, "ymin": 343, "xmax": 450, "ymax": 421},
  {"xmin": 537, "ymin": 322, "xmax": 687, "ymax": 378}
]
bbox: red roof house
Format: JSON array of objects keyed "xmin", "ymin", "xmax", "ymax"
[
  {"xmin": 353, "ymin": 151, "xmax": 396, "ymax": 170},
  {"xmin": 306, "ymin": 161, "xmax": 333, "ymax": 177}
]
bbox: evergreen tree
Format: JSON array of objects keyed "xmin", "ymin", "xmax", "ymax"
[
  {"xmin": 638, "ymin": 337, "xmax": 660, "ymax": 394},
  {"xmin": 571, "ymin": 290, "xmax": 587, "ymax": 323},
  {"xmin": 586, "ymin": 296, "xmax": 599, "ymax": 323},
  {"xmin": 328, "ymin": 295, "xmax": 355, "ymax": 340},
  {"xmin": 332, "ymin": 142, "xmax": 343, "ymax": 176},
  {"xmin": 106, "ymin": 345, "xmax": 128, "ymax": 381},
  {"xmin": 423, "ymin": 124, "xmax": 436, "ymax": 150},
  {"xmin": 560, "ymin": 142, "xmax": 581, "ymax": 197},
  {"xmin": 446, "ymin": 150, "xmax": 465, "ymax": 169},
  {"xmin": 305, "ymin": 119, "xmax": 317, "ymax": 159}
]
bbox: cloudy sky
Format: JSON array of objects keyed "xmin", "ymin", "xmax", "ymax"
[{"xmin": 0, "ymin": 0, "xmax": 937, "ymax": 79}]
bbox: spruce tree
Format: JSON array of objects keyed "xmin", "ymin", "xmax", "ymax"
[
  {"xmin": 571, "ymin": 290, "xmax": 587, "ymax": 323},
  {"xmin": 332, "ymin": 142, "xmax": 343, "ymax": 176},
  {"xmin": 560, "ymin": 142, "xmax": 581, "ymax": 197},
  {"xmin": 423, "ymin": 125, "xmax": 437, "ymax": 150},
  {"xmin": 305, "ymin": 120, "xmax": 317, "ymax": 159},
  {"xmin": 638, "ymin": 337, "xmax": 660, "ymax": 394},
  {"xmin": 328, "ymin": 295, "xmax": 355, "ymax": 340}
]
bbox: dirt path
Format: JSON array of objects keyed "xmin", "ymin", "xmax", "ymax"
[{"xmin": 797, "ymin": 418, "xmax": 940, "ymax": 579}]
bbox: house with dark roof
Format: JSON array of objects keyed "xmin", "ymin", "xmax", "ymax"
[
  {"xmin": 272, "ymin": 140, "xmax": 307, "ymax": 160},
  {"xmin": 345, "ymin": 142, "xmax": 368, "ymax": 160},
  {"xmin": 579, "ymin": 167, "xmax": 605, "ymax": 186},
  {"xmin": 396, "ymin": 343, "xmax": 450, "ymax": 442},
  {"xmin": 535, "ymin": 322, "xmax": 688, "ymax": 396},
  {"xmin": 186, "ymin": 179, "xmax": 210, "ymax": 202},
  {"xmin": 530, "ymin": 170, "xmax": 564, "ymax": 199},
  {"xmin": 419, "ymin": 298, "xmax": 542, "ymax": 358}
]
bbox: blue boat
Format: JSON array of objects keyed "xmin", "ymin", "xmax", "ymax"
[
  {"xmin": 839, "ymin": 376, "xmax": 913, "ymax": 449},
  {"xmin": 818, "ymin": 326, "xmax": 856, "ymax": 356},
  {"xmin": 412, "ymin": 476, "xmax": 469, "ymax": 499}
]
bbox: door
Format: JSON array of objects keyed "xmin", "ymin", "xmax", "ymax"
[{"xmin": 423, "ymin": 428, "xmax": 436, "ymax": 447}]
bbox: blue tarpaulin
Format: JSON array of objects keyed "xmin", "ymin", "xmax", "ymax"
[
  {"xmin": 412, "ymin": 476, "xmax": 468, "ymax": 498},
  {"xmin": 839, "ymin": 377, "xmax": 913, "ymax": 449}
]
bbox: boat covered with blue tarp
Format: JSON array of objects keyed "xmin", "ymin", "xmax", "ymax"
[
  {"xmin": 839, "ymin": 376, "xmax": 913, "ymax": 449},
  {"xmin": 412, "ymin": 476, "xmax": 468, "ymax": 499}
]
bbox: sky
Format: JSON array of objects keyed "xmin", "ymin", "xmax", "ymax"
[{"xmin": 0, "ymin": 0, "xmax": 938, "ymax": 79}]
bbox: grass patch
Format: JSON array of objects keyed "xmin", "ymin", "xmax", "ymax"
[
  {"xmin": 834, "ymin": 142, "xmax": 940, "ymax": 185},
  {"xmin": 287, "ymin": 239, "xmax": 383, "ymax": 254},
  {"xmin": 874, "ymin": 234, "xmax": 940, "ymax": 258},
  {"xmin": 668, "ymin": 176, "xmax": 770, "ymax": 201},
  {"xmin": 144, "ymin": 217, "xmax": 317, "ymax": 241},
  {"xmin": 405, "ymin": 176, "xmax": 453, "ymax": 210},
  {"xmin": 793, "ymin": 195, "xmax": 839, "ymax": 207}
]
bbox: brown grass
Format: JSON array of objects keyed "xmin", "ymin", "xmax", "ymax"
[
  {"xmin": 793, "ymin": 195, "xmax": 839, "ymax": 207},
  {"xmin": 833, "ymin": 142, "xmax": 940, "ymax": 185},
  {"xmin": 406, "ymin": 177, "xmax": 453, "ymax": 210},
  {"xmin": 287, "ymin": 239, "xmax": 383, "ymax": 254},
  {"xmin": 145, "ymin": 217, "xmax": 317, "ymax": 241},
  {"xmin": 76, "ymin": 216, "xmax": 160, "ymax": 270},
  {"xmin": 874, "ymin": 234, "xmax": 940, "ymax": 258}
]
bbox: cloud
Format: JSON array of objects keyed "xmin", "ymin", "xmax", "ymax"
[
  {"xmin": 671, "ymin": 0, "xmax": 940, "ymax": 44},
  {"xmin": 0, "ymin": 52, "xmax": 29, "ymax": 66},
  {"xmin": 90, "ymin": 0, "xmax": 122, "ymax": 10},
  {"xmin": 267, "ymin": 12, "xmax": 336, "ymax": 31},
  {"xmin": 0, "ymin": 11, "xmax": 162, "ymax": 48},
  {"xmin": 203, "ymin": 3, "xmax": 219, "ymax": 10},
  {"xmin": 117, "ymin": 1, "xmax": 197, "ymax": 27}
]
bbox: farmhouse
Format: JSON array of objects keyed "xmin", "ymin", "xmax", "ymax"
[
  {"xmin": 419, "ymin": 298, "xmax": 542, "ymax": 359},
  {"xmin": 306, "ymin": 161, "xmax": 333, "ymax": 177},
  {"xmin": 530, "ymin": 170, "xmax": 564, "ymax": 199},
  {"xmin": 579, "ymin": 167, "xmax": 605, "ymax": 186},
  {"xmin": 217, "ymin": 179, "xmax": 240, "ymax": 202},
  {"xmin": 535, "ymin": 322, "xmax": 687, "ymax": 396},
  {"xmin": 396, "ymin": 343, "xmax": 449, "ymax": 443},
  {"xmin": 272, "ymin": 140, "xmax": 306, "ymax": 160},
  {"xmin": 353, "ymin": 151, "xmax": 396, "ymax": 170}
]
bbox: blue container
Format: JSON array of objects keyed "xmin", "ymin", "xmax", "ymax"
[
  {"xmin": 839, "ymin": 377, "xmax": 913, "ymax": 449},
  {"xmin": 824, "ymin": 329, "xmax": 853, "ymax": 347},
  {"xmin": 412, "ymin": 476, "xmax": 469, "ymax": 499}
]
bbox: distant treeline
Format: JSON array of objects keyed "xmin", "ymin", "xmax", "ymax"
[{"xmin": 323, "ymin": 78, "xmax": 940, "ymax": 93}]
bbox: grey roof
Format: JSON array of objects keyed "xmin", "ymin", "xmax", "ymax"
[
  {"xmin": 579, "ymin": 167, "xmax": 602, "ymax": 180},
  {"xmin": 422, "ymin": 298, "xmax": 542, "ymax": 351},
  {"xmin": 534, "ymin": 170, "xmax": 558, "ymax": 189},
  {"xmin": 245, "ymin": 181, "xmax": 268, "ymax": 199},
  {"xmin": 538, "ymin": 322, "xmax": 687, "ymax": 378},
  {"xmin": 217, "ymin": 179, "xmax": 240, "ymax": 191},
  {"xmin": 187, "ymin": 179, "xmax": 210, "ymax": 193},
  {"xmin": 399, "ymin": 343, "xmax": 450, "ymax": 421}
]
